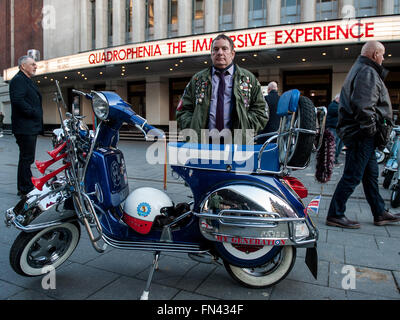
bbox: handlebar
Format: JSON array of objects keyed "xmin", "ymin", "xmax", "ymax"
[
  {"xmin": 71, "ymin": 88, "xmax": 165, "ymax": 139},
  {"xmin": 133, "ymin": 117, "xmax": 166, "ymax": 140}
]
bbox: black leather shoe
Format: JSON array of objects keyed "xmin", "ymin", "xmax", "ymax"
[
  {"xmin": 326, "ymin": 216, "xmax": 361, "ymax": 229},
  {"xmin": 374, "ymin": 211, "xmax": 400, "ymax": 226}
]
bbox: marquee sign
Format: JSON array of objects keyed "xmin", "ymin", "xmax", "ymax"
[{"xmin": 4, "ymin": 15, "xmax": 400, "ymax": 81}]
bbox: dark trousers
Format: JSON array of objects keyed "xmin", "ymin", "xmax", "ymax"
[
  {"xmin": 15, "ymin": 134, "xmax": 37, "ymax": 194},
  {"xmin": 328, "ymin": 137, "xmax": 385, "ymax": 219}
]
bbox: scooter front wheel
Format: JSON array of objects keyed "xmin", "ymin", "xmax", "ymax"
[
  {"xmin": 224, "ymin": 246, "xmax": 296, "ymax": 288},
  {"xmin": 9, "ymin": 221, "xmax": 81, "ymax": 277}
]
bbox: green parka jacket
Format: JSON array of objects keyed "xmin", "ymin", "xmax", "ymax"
[{"xmin": 176, "ymin": 65, "xmax": 269, "ymax": 144}]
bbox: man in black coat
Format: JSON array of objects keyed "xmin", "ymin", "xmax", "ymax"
[
  {"xmin": 257, "ymin": 81, "xmax": 280, "ymax": 144},
  {"xmin": 9, "ymin": 56, "xmax": 43, "ymax": 197},
  {"xmin": 326, "ymin": 41, "xmax": 400, "ymax": 229}
]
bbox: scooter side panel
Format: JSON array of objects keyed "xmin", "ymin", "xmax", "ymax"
[{"xmin": 85, "ymin": 149, "xmax": 129, "ymax": 209}]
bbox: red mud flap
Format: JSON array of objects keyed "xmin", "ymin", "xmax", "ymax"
[{"xmin": 305, "ymin": 246, "xmax": 318, "ymax": 280}]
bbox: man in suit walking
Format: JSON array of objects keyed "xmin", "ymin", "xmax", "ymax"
[{"xmin": 9, "ymin": 56, "xmax": 43, "ymax": 197}]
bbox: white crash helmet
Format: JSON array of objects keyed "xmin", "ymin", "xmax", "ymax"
[{"xmin": 123, "ymin": 187, "xmax": 174, "ymax": 234}]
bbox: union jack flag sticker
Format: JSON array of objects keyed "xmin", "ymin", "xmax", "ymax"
[{"xmin": 305, "ymin": 195, "xmax": 321, "ymax": 216}]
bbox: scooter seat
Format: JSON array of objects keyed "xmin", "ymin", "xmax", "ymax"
[{"xmin": 168, "ymin": 142, "xmax": 280, "ymax": 173}]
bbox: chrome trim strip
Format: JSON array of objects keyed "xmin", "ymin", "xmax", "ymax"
[
  {"xmin": 195, "ymin": 210, "xmax": 306, "ymax": 224},
  {"xmin": 102, "ymin": 234, "xmax": 207, "ymax": 253}
]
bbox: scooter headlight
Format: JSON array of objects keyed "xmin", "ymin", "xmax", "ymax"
[{"xmin": 92, "ymin": 92, "xmax": 109, "ymax": 121}]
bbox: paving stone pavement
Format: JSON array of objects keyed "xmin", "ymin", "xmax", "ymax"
[{"xmin": 0, "ymin": 134, "xmax": 399, "ymax": 301}]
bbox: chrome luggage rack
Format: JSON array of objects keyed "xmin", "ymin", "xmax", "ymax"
[{"xmin": 254, "ymin": 106, "xmax": 327, "ymax": 175}]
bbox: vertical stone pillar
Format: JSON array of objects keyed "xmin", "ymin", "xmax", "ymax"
[
  {"xmin": 267, "ymin": 0, "xmax": 281, "ymax": 25},
  {"xmin": 381, "ymin": 0, "xmax": 395, "ymax": 15},
  {"xmin": 80, "ymin": 0, "xmax": 91, "ymax": 51},
  {"xmin": 113, "ymin": 0, "xmax": 126, "ymax": 46},
  {"xmin": 106, "ymin": 80, "xmax": 128, "ymax": 100},
  {"xmin": 95, "ymin": 0, "xmax": 108, "ymax": 48},
  {"xmin": 339, "ymin": 0, "xmax": 355, "ymax": 19},
  {"xmin": 154, "ymin": 0, "xmax": 168, "ymax": 40},
  {"xmin": 234, "ymin": 0, "xmax": 248, "ymax": 29},
  {"xmin": 146, "ymin": 76, "xmax": 170, "ymax": 125},
  {"xmin": 132, "ymin": 0, "xmax": 145, "ymax": 43},
  {"xmin": 301, "ymin": 0, "xmax": 316, "ymax": 22},
  {"xmin": 178, "ymin": 0, "xmax": 192, "ymax": 36},
  {"xmin": 204, "ymin": 0, "xmax": 219, "ymax": 33}
]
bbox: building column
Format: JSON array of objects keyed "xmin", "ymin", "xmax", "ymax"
[
  {"xmin": 178, "ymin": 0, "xmax": 192, "ymax": 36},
  {"xmin": 339, "ymin": 0, "xmax": 355, "ymax": 18},
  {"xmin": 106, "ymin": 80, "xmax": 127, "ymax": 100},
  {"xmin": 113, "ymin": 0, "xmax": 125, "ymax": 46},
  {"xmin": 204, "ymin": 0, "xmax": 219, "ymax": 33},
  {"xmin": 234, "ymin": 0, "xmax": 248, "ymax": 29},
  {"xmin": 267, "ymin": 0, "xmax": 281, "ymax": 26},
  {"xmin": 381, "ymin": 0, "xmax": 395, "ymax": 15},
  {"xmin": 146, "ymin": 76, "xmax": 169, "ymax": 125},
  {"xmin": 301, "ymin": 0, "xmax": 316, "ymax": 22},
  {"xmin": 80, "ymin": 0, "xmax": 91, "ymax": 51},
  {"xmin": 95, "ymin": 0, "xmax": 108, "ymax": 48},
  {"xmin": 132, "ymin": 0, "xmax": 145, "ymax": 43},
  {"xmin": 154, "ymin": 0, "xmax": 168, "ymax": 40}
]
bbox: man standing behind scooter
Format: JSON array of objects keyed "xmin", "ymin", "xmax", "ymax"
[
  {"xmin": 9, "ymin": 56, "xmax": 43, "ymax": 198},
  {"xmin": 326, "ymin": 41, "xmax": 400, "ymax": 228},
  {"xmin": 176, "ymin": 34, "xmax": 268, "ymax": 144}
]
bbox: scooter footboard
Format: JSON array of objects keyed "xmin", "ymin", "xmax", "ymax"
[{"xmin": 195, "ymin": 209, "xmax": 318, "ymax": 248}]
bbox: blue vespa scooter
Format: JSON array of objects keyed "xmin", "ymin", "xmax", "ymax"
[{"xmin": 5, "ymin": 82, "xmax": 325, "ymax": 299}]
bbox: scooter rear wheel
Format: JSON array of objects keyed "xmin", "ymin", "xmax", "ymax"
[
  {"xmin": 278, "ymin": 96, "xmax": 316, "ymax": 168},
  {"xmin": 9, "ymin": 221, "xmax": 81, "ymax": 277},
  {"xmin": 224, "ymin": 246, "xmax": 296, "ymax": 288}
]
